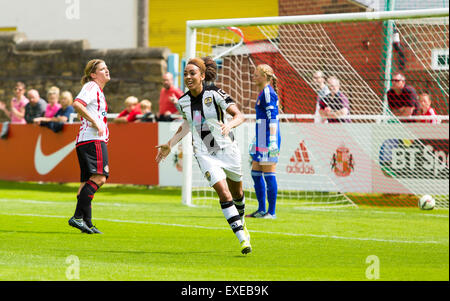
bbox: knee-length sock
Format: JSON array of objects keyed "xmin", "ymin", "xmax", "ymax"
[
  {"xmin": 74, "ymin": 180, "xmax": 99, "ymax": 227},
  {"xmin": 233, "ymin": 195, "xmax": 245, "ymax": 221},
  {"xmin": 221, "ymin": 201, "xmax": 246, "ymax": 243},
  {"xmin": 251, "ymin": 170, "xmax": 266, "ymax": 213},
  {"xmin": 264, "ymin": 172, "xmax": 278, "ymax": 216}
]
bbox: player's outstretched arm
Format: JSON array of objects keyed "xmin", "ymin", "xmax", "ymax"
[{"xmin": 155, "ymin": 119, "xmax": 189, "ymax": 163}]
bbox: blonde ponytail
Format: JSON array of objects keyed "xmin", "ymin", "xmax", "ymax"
[
  {"xmin": 81, "ymin": 59, "xmax": 105, "ymax": 85},
  {"xmin": 256, "ymin": 64, "xmax": 278, "ymax": 94}
]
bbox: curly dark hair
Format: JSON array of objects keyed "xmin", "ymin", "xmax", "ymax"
[{"xmin": 202, "ymin": 56, "xmax": 217, "ymax": 83}]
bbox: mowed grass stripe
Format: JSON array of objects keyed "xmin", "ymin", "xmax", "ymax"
[
  {"xmin": 0, "ymin": 211, "xmax": 445, "ymax": 245},
  {"xmin": 0, "ymin": 181, "xmax": 448, "ymax": 281}
]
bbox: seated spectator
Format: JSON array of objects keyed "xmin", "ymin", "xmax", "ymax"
[
  {"xmin": 24, "ymin": 89, "xmax": 47, "ymax": 124},
  {"xmin": 417, "ymin": 93, "xmax": 437, "ymax": 124},
  {"xmin": 34, "ymin": 91, "xmax": 75, "ymax": 132},
  {"xmin": 137, "ymin": 99, "xmax": 156, "ymax": 123},
  {"xmin": 387, "ymin": 72, "xmax": 418, "ymax": 121},
  {"xmin": 0, "ymin": 81, "xmax": 29, "ymax": 124},
  {"xmin": 158, "ymin": 72, "xmax": 183, "ymax": 121},
  {"xmin": 319, "ymin": 76, "xmax": 350, "ymax": 123},
  {"xmin": 114, "ymin": 96, "xmax": 141, "ymax": 123},
  {"xmin": 43, "ymin": 86, "xmax": 62, "ymax": 118}
]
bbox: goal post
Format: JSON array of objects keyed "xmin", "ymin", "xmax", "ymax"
[{"xmin": 183, "ymin": 8, "xmax": 449, "ymax": 209}]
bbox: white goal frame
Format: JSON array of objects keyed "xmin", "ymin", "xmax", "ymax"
[{"xmin": 182, "ymin": 8, "xmax": 449, "ymax": 206}]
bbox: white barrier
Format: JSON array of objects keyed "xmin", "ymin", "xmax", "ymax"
[
  {"xmin": 159, "ymin": 119, "xmax": 449, "ymax": 196},
  {"xmin": 69, "ymin": 113, "xmax": 449, "ymax": 124}
]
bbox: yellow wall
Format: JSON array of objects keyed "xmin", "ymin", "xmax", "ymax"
[
  {"xmin": 0, "ymin": 27, "xmax": 16, "ymax": 31},
  {"xmin": 149, "ymin": 0, "xmax": 278, "ymax": 57}
]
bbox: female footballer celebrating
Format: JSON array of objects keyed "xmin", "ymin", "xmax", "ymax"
[
  {"xmin": 246, "ymin": 64, "xmax": 280, "ymax": 219},
  {"xmin": 156, "ymin": 57, "xmax": 251, "ymax": 254}
]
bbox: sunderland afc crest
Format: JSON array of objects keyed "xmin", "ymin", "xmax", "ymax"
[{"xmin": 331, "ymin": 144, "xmax": 354, "ymax": 177}]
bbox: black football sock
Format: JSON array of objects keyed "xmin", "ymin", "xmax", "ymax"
[
  {"xmin": 74, "ymin": 197, "xmax": 84, "ymax": 220},
  {"xmin": 233, "ymin": 195, "xmax": 245, "ymax": 220},
  {"xmin": 76, "ymin": 180, "xmax": 99, "ymax": 228}
]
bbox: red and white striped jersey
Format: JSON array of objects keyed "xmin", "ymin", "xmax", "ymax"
[{"xmin": 74, "ymin": 81, "xmax": 109, "ymax": 144}]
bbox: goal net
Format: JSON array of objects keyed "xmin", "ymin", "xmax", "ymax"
[{"xmin": 182, "ymin": 8, "xmax": 449, "ymax": 209}]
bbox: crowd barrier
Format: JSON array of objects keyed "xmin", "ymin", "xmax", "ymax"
[
  {"xmin": 0, "ymin": 123, "xmax": 159, "ymax": 185},
  {"xmin": 0, "ymin": 121, "xmax": 448, "ymax": 196}
]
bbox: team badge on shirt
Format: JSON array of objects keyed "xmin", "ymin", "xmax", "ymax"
[{"xmin": 204, "ymin": 97, "xmax": 213, "ymax": 107}]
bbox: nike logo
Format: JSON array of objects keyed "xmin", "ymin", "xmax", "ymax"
[{"xmin": 34, "ymin": 134, "xmax": 76, "ymax": 175}]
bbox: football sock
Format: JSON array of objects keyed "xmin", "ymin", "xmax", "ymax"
[
  {"xmin": 221, "ymin": 201, "xmax": 246, "ymax": 243},
  {"xmin": 264, "ymin": 172, "xmax": 278, "ymax": 216},
  {"xmin": 75, "ymin": 180, "xmax": 99, "ymax": 228},
  {"xmin": 251, "ymin": 170, "xmax": 266, "ymax": 213},
  {"xmin": 74, "ymin": 200, "xmax": 84, "ymax": 220},
  {"xmin": 233, "ymin": 195, "xmax": 245, "ymax": 221}
]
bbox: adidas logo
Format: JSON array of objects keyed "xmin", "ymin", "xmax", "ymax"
[
  {"xmin": 287, "ymin": 141, "xmax": 315, "ymax": 174},
  {"xmin": 290, "ymin": 141, "xmax": 310, "ymax": 163}
]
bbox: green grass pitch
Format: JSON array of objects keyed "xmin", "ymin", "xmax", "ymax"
[{"xmin": 0, "ymin": 180, "xmax": 448, "ymax": 281}]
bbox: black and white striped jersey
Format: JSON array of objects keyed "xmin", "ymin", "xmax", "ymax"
[{"xmin": 176, "ymin": 85, "xmax": 236, "ymax": 154}]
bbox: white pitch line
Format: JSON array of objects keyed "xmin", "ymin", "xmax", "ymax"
[
  {"xmin": 294, "ymin": 206, "xmax": 450, "ymax": 218},
  {"xmin": 2, "ymin": 199, "xmax": 448, "ymax": 218},
  {"xmin": 0, "ymin": 212, "xmax": 445, "ymax": 245}
]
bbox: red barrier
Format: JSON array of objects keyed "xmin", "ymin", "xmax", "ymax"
[{"xmin": 0, "ymin": 123, "xmax": 159, "ymax": 185}]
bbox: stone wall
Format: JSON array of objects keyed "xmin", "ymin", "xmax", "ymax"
[{"xmin": 0, "ymin": 32, "xmax": 170, "ymax": 122}]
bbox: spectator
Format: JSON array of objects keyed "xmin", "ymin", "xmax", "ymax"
[
  {"xmin": 417, "ymin": 93, "xmax": 437, "ymax": 124},
  {"xmin": 312, "ymin": 71, "xmax": 330, "ymax": 123},
  {"xmin": 24, "ymin": 89, "xmax": 47, "ymax": 124},
  {"xmin": 0, "ymin": 81, "xmax": 29, "ymax": 124},
  {"xmin": 137, "ymin": 99, "xmax": 156, "ymax": 123},
  {"xmin": 42, "ymin": 86, "xmax": 62, "ymax": 118},
  {"xmin": 34, "ymin": 91, "xmax": 75, "ymax": 132},
  {"xmin": 387, "ymin": 72, "xmax": 418, "ymax": 120},
  {"xmin": 319, "ymin": 76, "xmax": 350, "ymax": 123},
  {"xmin": 392, "ymin": 27, "xmax": 406, "ymax": 71},
  {"xmin": 158, "ymin": 72, "xmax": 183, "ymax": 121},
  {"xmin": 114, "ymin": 96, "xmax": 141, "ymax": 123}
]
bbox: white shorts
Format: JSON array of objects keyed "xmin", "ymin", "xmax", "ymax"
[{"xmin": 194, "ymin": 143, "xmax": 243, "ymax": 187}]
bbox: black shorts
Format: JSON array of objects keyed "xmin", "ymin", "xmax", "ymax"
[{"xmin": 76, "ymin": 140, "xmax": 109, "ymax": 182}]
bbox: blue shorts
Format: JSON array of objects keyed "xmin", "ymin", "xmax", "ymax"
[{"xmin": 249, "ymin": 137, "xmax": 280, "ymax": 164}]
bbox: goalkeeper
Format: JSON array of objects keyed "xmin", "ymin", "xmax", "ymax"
[{"xmin": 247, "ymin": 64, "xmax": 280, "ymax": 219}]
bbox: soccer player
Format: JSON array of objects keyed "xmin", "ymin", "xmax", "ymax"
[
  {"xmin": 155, "ymin": 57, "xmax": 251, "ymax": 254},
  {"xmin": 68, "ymin": 59, "xmax": 110, "ymax": 234},
  {"xmin": 246, "ymin": 64, "xmax": 280, "ymax": 219}
]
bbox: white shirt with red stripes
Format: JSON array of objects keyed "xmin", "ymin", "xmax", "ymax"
[{"xmin": 74, "ymin": 81, "xmax": 109, "ymax": 143}]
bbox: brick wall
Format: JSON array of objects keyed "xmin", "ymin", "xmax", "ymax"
[
  {"xmin": 0, "ymin": 32, "xmax": 170, "ymax": 122},
  {"xmin": 278, "ymin": 0, "xmax": 369, "ymax": 16}
]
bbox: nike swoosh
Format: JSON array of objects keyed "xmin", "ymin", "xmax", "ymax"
[{"xmin": 34, "ymin": 134, "xmax": 76, "ymax": 175}]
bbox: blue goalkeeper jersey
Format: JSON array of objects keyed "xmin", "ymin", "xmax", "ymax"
[{"xmin": 255, "ymin": 84, "xmax": 281, "ymax": 153}]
